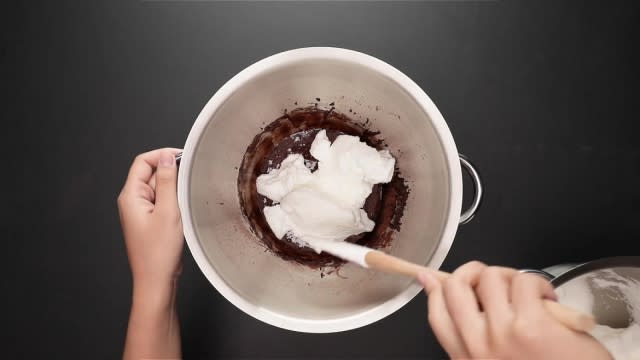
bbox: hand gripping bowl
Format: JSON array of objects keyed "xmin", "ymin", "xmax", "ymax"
[{"xmin": 177, "ymin": 47, "xmax": 482, "ymax": 333}]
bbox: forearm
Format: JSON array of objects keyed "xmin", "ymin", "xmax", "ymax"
[{"xmin": 123, "ymin": 280, "xmax": 181, "ymax": 360}]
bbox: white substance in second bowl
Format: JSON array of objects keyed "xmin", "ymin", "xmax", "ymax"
[
  {"xmin": 256, "ymin": 130, "xmax": 395, "ymax": 253},
  {"xmin": 555, "ymin": 269, "xmax": 640, "ymax": 359}
]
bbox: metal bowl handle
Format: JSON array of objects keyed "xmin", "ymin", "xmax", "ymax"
[
  {"xmin": 459, "ymin": 154, "xmax": 483, "ymax": 224},
  {"xmin": 519, "ymin": 269, "xmax": 556, "ymax": 281}
]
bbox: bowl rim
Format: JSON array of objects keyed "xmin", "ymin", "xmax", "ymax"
[
  {"xmin": 177, "ymin": 47, "xmax": 463, "ymax": 333},
  {"xmin": 551, "ymin": 256, "xmax": 640, "ymax": 288}
]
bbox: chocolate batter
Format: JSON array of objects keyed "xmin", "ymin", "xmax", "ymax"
[{"xmin": 238, "ymin": 107, "xmax": 408, "ymax": 268}]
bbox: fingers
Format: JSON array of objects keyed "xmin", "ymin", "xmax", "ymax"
[
  {"xmin": 153, "ymin": 150, "xmax": 179, "ymax": 217},
  {"xmin": 125, "ymin": 148, "xmax": 182, "ymax": 187},
  {"xmin": 417, "ymin": 272, "xmax": 470, "ymax": 359},
  {"xmin": 476, "ymin": 267, "xmax": 518, "ymax": 346},
  {"xmin": 511, "ymin": 273, "xmax": 557, "ymax": 320},
  {"xmin": 149, "ymin": 173, "xmax": 157, "ymax": 191},
  {"xmin": 476, "ymin": 267, "xmax": 517, "ymax": 313},
  {"xmin": 136, "ymin": 182, "xmax": 156, "ymax": 204},
  {"xmin": 417, "ymin": 271, "xmax": 440, "ymax": 295},
  {"xmin": 120, "ymin": 148, "xmax": 181, "ymax": 204},
  {"xmin": 443, "ymin": 260, "xmax": 487, "ymax": 352}
]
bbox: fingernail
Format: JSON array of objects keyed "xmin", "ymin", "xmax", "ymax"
[
  {"xmin": 417, "ymin": 271, "xmax": 438, "ymax": 292},
  {"xmin": 159, "ymin": 153, "xmax": 175, "ymax": 167}
]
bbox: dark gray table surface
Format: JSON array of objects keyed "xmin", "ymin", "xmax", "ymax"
[{"xmin": 3, "ymin": 1, "xmax": 640, "ymax": 359}]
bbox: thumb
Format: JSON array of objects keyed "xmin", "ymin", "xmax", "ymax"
[{"xmin": 154, "ymin": 151, "xmax": 178, "ymax": 215}]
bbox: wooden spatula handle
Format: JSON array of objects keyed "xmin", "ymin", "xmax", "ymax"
[
  {"xmin": 364, "ymin": 250, "xmax": 595, "ymax": 332},
  {"xmin": 365, "ymin": 250, "xmax": 448, "ymax": 280}
]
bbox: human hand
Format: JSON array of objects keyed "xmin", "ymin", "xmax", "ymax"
[
  {"xmin": 417, "ymin": 261, "xmax": 612, "ymax": 360},
  {"xmin": 119, "ymin": 148, "xmax": 183, "ymax": 360},
  {"xmin": 118, "ymin": 148, "xmax": 183, "ymax": 292}
]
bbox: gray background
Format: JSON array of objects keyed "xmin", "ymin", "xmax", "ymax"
[{"xmin": 3, "ymin": 1, "xmax": 640, "ymax": 359}]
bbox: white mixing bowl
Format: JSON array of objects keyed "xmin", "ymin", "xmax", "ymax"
[{"xmin": 178, "ymin": 47, "xmax": 480, "ymax": 333}]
